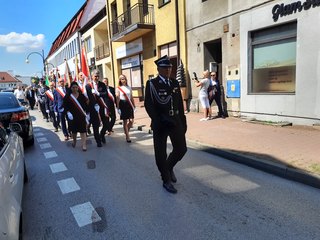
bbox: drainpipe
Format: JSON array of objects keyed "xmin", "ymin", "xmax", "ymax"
[{"xmin": 175, "ymin": 0, "xmax": 180, "ymax": 62}]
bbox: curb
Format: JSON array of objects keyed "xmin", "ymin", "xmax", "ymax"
[{"xmin": 134, "ymin": 124, "xmax": 320, "ymax": 190}]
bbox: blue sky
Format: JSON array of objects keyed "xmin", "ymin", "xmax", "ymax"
[{"xmin": 0, "ymin": 0, "xmax": 85, "ymax": 77}]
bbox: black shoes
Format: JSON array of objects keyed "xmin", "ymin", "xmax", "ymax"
[
  {"xmin": 170, "ymin": 169, "xmax": 177, "ymax": 183},
  {"xmin": 97, "ymin": 142, "xmax": 102, "ymax": 147},
  {"xmin": 87, "ymin": 128, "xmax": 92, "ymax": 134},
  {"xmin": 163, "ymin": 182, "xmax": 177, "ymax": 194},
  {"xmin": 54, "ymin": 128, "xmax": 58, "ymax": 132}
]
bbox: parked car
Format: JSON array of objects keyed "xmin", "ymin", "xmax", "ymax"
[
  {"xmin": 0, "ymin": 92, "xmax": 34, "ymax": 146},
  {"xmin": 0, "ymin": 123, "xmax": 27, "ymax": 240}
]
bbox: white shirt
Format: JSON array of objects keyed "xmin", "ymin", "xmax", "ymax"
[
  {"xmin": 116, "ymin": 85, "xmax": 132, "ymax": 101},
  {"xmin": 14, "ymin": 89, "xmax": 25, "ymax": 100}
]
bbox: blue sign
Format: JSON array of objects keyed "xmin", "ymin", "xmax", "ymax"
[{"xmin": 226, "ymin": 80, "xmax": 240, "ymax": 98}]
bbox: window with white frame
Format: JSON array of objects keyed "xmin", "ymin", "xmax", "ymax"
[{"xmin": 249, "ymin": 21, "xmax": 297, "ymax": 94}]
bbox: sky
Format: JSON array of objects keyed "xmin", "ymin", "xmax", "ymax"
[{"xmin": 0, "ymin": 0, "xmax": 86, "ymax": 77}]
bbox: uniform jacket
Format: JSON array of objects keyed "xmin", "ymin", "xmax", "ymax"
[
  {"xmin": 54, "ymin": 87, "xmax": 68, "ymax": 113},
  {"xmin": 145, "ymin": 76, "xmax": 186, "ymax": 131}
]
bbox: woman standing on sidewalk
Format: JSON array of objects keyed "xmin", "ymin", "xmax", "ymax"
[
  {"xmin": 116, "ymin": 74, "xmax": 135, "ymax": 143},
  {"xmin": 195, "ymin": 70, "xmax": 210, "ymax": 121}
]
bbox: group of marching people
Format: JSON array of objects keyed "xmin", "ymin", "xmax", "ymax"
[{"xmin": 42, "ymin": 69, "xmax": 135, "ymax": 151}]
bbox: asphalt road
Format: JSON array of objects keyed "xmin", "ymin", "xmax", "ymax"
[{"xmin": 22, "ymin": 110, "xmax": 320, "ymax": 240}]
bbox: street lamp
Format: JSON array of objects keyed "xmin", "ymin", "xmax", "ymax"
[
  {"xmin": 46, "ymin": 62, "xmax": 55, "ymax": 73},
  {"xmin": 25, "ymin": 49, "xmax": 46, "ymax": 77}
]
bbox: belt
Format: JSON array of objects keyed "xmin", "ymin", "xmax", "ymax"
[{"xmin": 169, "ymin": 110, "xmax": 179, "ymax": 116}]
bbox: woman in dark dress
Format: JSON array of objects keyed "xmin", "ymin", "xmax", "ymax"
[
  {"xmin": 63, "ymin": 82, "xmax": 89, "ymax": 151},
  {"xmin": 115, "ymin": 74, "xmax": 135, "ymax": 143}
]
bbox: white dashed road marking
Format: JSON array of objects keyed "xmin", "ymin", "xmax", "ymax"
[
  {"xmin": 70, "ymin": 202, "xmax": 102, "ymax": 227},
  {"xmin": 44, "ymin": 151, "xmax": 58, "ymax": 159},
  {"xmin": 34, "ymin": 132, "xmax": 44, "ymax": 137},
  {"xmin": 39, "ymin": 143, "xmax": 52, "ymax": 149},
  {"xmin": 50, "ymin": 162, "xmax": 68, "ymax": 173},
  {"xmin": 57, "ymin": 177, "xmax": 80, "ymax": 194},
  {"xmin": 36, "ymin": 137, "xmax": 48, "ymax": 143}
]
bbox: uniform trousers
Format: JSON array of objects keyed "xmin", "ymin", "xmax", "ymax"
[
  {"xmin": 99, "ymin": 109, "xmax": 108, "ymax": 137},
  {"xmin": 152, "ymin": 116, "xmax": 187, "ymax": 183},
  {"xmin": 90, "ymin": 110, "xmax": 102, "ymax": 145}
]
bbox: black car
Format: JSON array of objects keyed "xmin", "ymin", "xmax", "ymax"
[{"xmin": 0, "ymin": 92, "xmax": 34, "ymax": 146}]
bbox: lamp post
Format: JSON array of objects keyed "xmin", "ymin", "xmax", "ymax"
[
  {"xmin": 25, "ymin": 49, "xmax": 46, "ymax": 77},
  {"xmin": 46, "ymin": 62, "xmax": 55, "ymax": 73}
]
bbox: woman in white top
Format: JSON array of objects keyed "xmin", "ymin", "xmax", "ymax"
[
  {"xmin": 195, "ymin": 70, "xmax": 210, "ymax": 121},
  {"xmin": 116, "ymin": 74, "xmax": 136, "ymax": 143}
]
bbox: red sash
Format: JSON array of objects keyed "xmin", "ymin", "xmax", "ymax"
[
  {"xmin": 89, "ymin": 82, "xmax": 109, "ymax": 116},
  {"xmin": 56, "ymin": 87, "xmax": 66, "ymax": 98},
  {"xmin": 117, "ymin": 86, "xmax": 134, "ymax": 110},
  {"xmin": 107, "ymin": 88, "xmax": 115, "ymax": 103},
  {"xmin": 45, "ymin": 90, "xmax": 54, "ymax": 102}
]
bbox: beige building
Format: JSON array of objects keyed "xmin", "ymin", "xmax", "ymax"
[
  {"xmin": 106, "ymin": 0, "xmax": 187, "ymax": 102},
  {"xmin": 186, "ymin": 0, "xmax": 320, "ymax": 125}
]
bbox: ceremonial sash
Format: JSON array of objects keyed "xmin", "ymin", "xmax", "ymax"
[
  {"xmin": 117, "ymin": 86, "xmax": 134, "ymax": 110},
  {"xmin": 70, "ymin": 94, "xmax": 89, "ymax": 124},
  {"xmin": 89, "ymin": 82, "xmax": 109, "ymax": 116},
  {"xmin": 56, "ymin": 87, "xmax": 66, "ymax": 98},
  {"xmin": 45, "ymin": 90, "xmax": 54, "ymax": 102},
  {"xmin": 77, "ymin": 79, "xmax": 87, "ymax": 97},
  {"xmin": 107, "ymin": 88, "xmax": 115, "ymax": 103}
]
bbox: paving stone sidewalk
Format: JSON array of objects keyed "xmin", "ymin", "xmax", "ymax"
[{"xmin": 132, "ymin": 104, "xmax": 320, "ymax": 189}]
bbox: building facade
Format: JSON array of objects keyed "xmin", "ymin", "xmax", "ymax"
[{"xmin": 186, "ymin": 0, "xmax": 320, "ymax": 125}]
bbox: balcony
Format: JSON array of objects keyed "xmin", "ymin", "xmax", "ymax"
[
  {"xmin": 111, "ymin": 3, "xmax": 155, "ymax": 42},
  {"xmin": 94, "ymin": 42, "xmax": 110, "ymax": 61}
]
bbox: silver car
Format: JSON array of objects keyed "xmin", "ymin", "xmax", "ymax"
[{"xmin": 0, "ymin": 123, "xmax": 27, "ymax": 240}]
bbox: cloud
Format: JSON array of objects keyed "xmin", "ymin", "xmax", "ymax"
[{"xmin": 0, "ymin": 32, "xmax": 45, "ymax": 53}]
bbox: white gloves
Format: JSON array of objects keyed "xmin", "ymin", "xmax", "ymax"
[
  {"xmin": 67, "ymin": 111, "xmax": 73, "ymax": 120},
  {"xmin": 134, "ymin": 107, "xmax": 137, "ymax": 113},
  {"xmin": 54, "ymin": 112, "xmax": 58, "ymax": 117},
  {"xmin": 86, "ymin": 113, "xmax": 90, "ymax": 122},
  {"xmin": 46, "ymin": 110, "xmax": 50, "ymax": 113},
  {"xmin": 117, "ymin": 108, "xmax": 121, "ymax": 115},
  {"xmin": 92, "ymin": 89, "xmax": 100, "ymax": 96},
  {"xmin": 94, "ymin": 104, "xmax": 100, "ymax": 112}
]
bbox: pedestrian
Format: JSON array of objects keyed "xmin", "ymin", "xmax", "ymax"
[
  {"xmin": 195, "ymin": 70, "xmax": 210, "ymax": 121},
  {"xmin": 63, "ymin": 82, "xmax": 89, "ymax": 151},
  {"xmin": 26, "ymin": 86, "xmax": 36, "ymax": 110},
  {"xmin": 14, "ymin": 85, "xmax": 26, "ymax": 104},
  {"xmin": 85, "ymin": 70, "xmax": 103, "ymax": 147},
  {"xmin": 209, "ymin": 71, "xmax": 226, "ymax": 119},
  {"xmin": 116, "ymin": 74, "xmax": 135, "ymax": 143},
  {"xmin": 103, "ymin": 77, "xmax": 116, "ymax": 135},
  {"xmin": 37, "ymin": 80, "xmax": 49, "ymax": 122},
  {"xmin": 54, "ymin": 78, "xmax": 70, "ymax": 141},
  {"xmin": 144, "ymin": 55, "xmax": 187, "ymax": 194},
  {"xmin": 90, "ymin": 70, "xmax": 109, "ymax": 144},
  {"xmin": 45, "ymin": 81, "xmax": 59, "ymax": 132}
]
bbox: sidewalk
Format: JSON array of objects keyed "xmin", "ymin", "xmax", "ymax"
[{"xmin": 132, "ymin": 103, "xmax": 320, "ymax": 189}]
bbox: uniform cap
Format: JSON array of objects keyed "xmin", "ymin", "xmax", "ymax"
[{"xmin": 155, "ymin": 55, "xmax": 172, "ymax": 68}]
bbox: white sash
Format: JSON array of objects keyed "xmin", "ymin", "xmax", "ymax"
[
  {"xmin": 45, "ymin": 90, "xmax": 54, "ymax": 102},
  {"xmin": 70, "ymin": 94, "xmax": 89, "ymax": 124},
  {"xmin": 89, "ymin": 82, "xmax": 109, "ymax": 116},
  {"xmin": 56, "ymin": 87, "xmax": 65, "ymax": 98}
]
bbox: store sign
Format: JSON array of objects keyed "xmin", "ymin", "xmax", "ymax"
[
  {"xmin": 121, "ymin": 55, "xmax": 140, "ymax": 69},
  {"xmin": 272, "ymin": 0, "xmax": 320, "ymax": 22},
  {"xmin": 116, "ymin": 38, "xmax": 143, "ymax": 59}
]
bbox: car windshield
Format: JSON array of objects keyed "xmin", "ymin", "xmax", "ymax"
[{"xmin": 0, "ymin": 94, "xmax": 20, "ymax": 109}]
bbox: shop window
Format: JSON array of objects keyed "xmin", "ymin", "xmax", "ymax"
[
  {"xmin": 158, "ymin": 0, "xmax": 170, "ymax": 8},
  {"xmin": 249, "ymin": 21, "xmax": 297, "ymax": 94}
]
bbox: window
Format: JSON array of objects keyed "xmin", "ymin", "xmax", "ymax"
[
  {"xmin": 84, "ymin": 36, "xmax": 92, "ymax": 53},
  {"xmin": 158, "ymin": 0, "xmax": 170, "ymax": 8},
  {"xmin": 249, "ymin": 22, "xmax": 297, "ymax": 94}
]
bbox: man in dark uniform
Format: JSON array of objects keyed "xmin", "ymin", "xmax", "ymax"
[
  {"xmin": 209, "ymin": 71, "xmax": 226, "ymax": 118},
  {"xmin": 145, "ymin": 55, "xmax": 187, "ymax": 194},
  {"xmin": 37, "ymin": 80, "xmax": 49, "ymax": 122},
  {"xmin": 103, "ymin": 77, "xmax": 116, "ymax": 135},
  {"xmin": 85, "ymin": 70, "xmax": 104, "ymax": 147},
  {"xmin": 26, "ymin": 86, "xmax": 36, "ymax": 110},
  {"xmin": 45, "ymin": 81, "xmax": 59, "ymax": 132}
]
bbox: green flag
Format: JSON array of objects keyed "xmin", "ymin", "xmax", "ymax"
[{"xmin": 45, "ymin": 75, "xmax": 50, "ymax": 87}]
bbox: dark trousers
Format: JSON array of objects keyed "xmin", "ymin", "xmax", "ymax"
[
  {"xmin": 49, "ymin": 111, "xmax": 59, "ymax": 129},
  {"xmin": 152, "ymin": 118, "xmax": 187, "ymax": 183},
  {"xmin": 40, "ymin": 102, "xmax": 48, "ymax": 119},
  {"xmin": 90, "ymin": 110, "xmax": 101, "ymax": 144},
  {"xmin": 107, "ymin": 107, "xmax": 116, "ymax": 132},
  {"xmin": 210, "ymin": 94, "xmax": 224, "ymax": 117},
  {"xmin": 99, "ymin": 110, "xmax": 108, "ymax": 137},
  {"xmin": 58, "ymin": 112, "xmax": 69, "ymax": 137}
]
